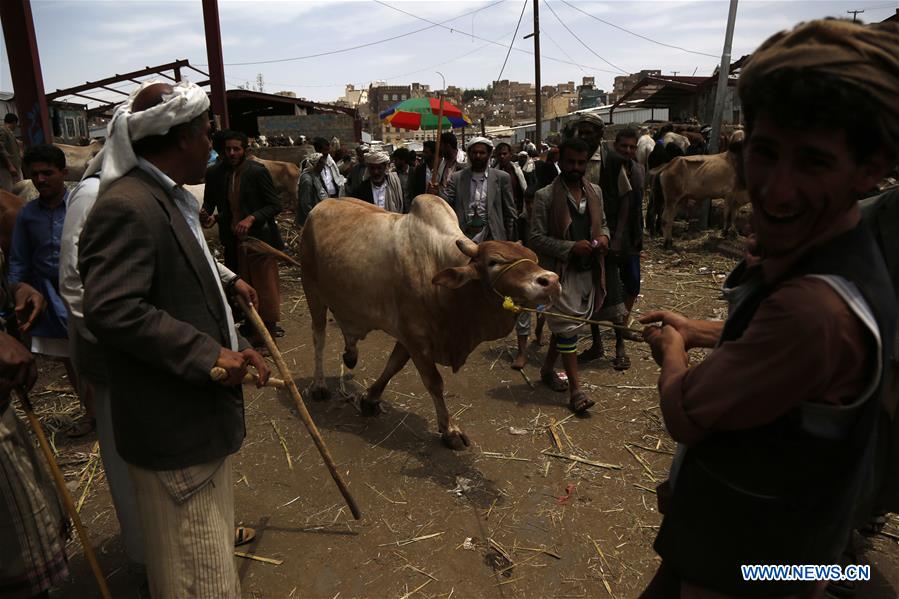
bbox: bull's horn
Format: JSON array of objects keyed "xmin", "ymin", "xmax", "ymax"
[{"xmin": 456, "ymin": 238, "xmax": 479, "ymax": 258}]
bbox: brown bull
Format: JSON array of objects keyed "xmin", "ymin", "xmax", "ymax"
[
  {"xmin": 0, "ymin": 190, "xmax": 25, "ymax": 260},
  {"xmin": 56, "ymin": 140, "xmax": 103, "ymax": 181},
  {"xmin": 657, "ymin": 140, "xmax": 748, "ymax": 249},
  {"xmin": 300, "ymin": 195, "xmax": 560, "ymax": 449},
  {"xmin": 250, "ymin": 156, "xmax": 299, "ymax": 206}
]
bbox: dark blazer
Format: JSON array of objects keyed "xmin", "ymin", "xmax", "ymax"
[
  {"xmin": 409, "ymin": 162, "xmax": 429, "ymax": 202},
  {"xmin": 80, "ymin": 168, "xmax": 246, "ymax": 471},
  {"xmin": 442, "ymin": 167, "xmax": 517, "ymax": 241},
  {"xmin": 203, "ymin": 159, "xmax": 284, "ymax": 269},
  {"xmin": 349, "ymin": 181, "xmax": 376, "ymax": 205}
]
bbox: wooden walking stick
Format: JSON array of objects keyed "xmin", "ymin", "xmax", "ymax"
[
  {"xmin": 12, "ymin": 389, "xmax": 112, "ymax": 599},
  {"xmin": 235, "ymin": 296, "xmax": 362, "ymax": 520}
]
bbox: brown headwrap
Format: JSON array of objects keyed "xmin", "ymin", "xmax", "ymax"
[{"xmin": 739, "ymin": 19, "xmax": 899, "ymax": 151}]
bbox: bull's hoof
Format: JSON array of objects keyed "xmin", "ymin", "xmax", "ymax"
[
  {"xmin": 342, "ymin": 349, "xmax": 358, "ymax": 369},
  {"xmin": 309, "ymin": 385, "xmax": 331, "ymax": 402},
  {"xmin": 359, "ymin": 393, "xmax": 385, "ymax": 416},
  {"xmin": 441, "ymin": 428, "xmax": 471, "ymax": 450}
]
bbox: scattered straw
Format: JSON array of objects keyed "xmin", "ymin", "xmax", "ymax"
[
  {"xmin": 234, "ymin": 551, "xmax": 283, "ymax": 565},
  {"xmin": 270, "ymin": 420, "xmax": 293, "ymax": 470},
  {"xmin": 481, "ymin": 452, "xmax": 532, "ymax": 462},
  {"xmin": 378, "ymin": 531, "xmax": 444, "ymax": 547},
  {"xmin": 542, "ymin": 450, "xmax": 622, "ymax": 470},
  {"xmin": 398, "ymin": 579, "xmax": 432, "ymax": 599},
  {"xmin": 624, "ymin": 445, "xmax": 657, "ymax": 482}
]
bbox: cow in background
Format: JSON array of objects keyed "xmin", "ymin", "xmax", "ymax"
[{"xmin": 655, "ymin": 130, "xmax": 749, "ymax": 249}]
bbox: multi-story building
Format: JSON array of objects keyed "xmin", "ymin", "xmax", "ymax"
[
  {"xmin": 368, "ymin": 83, "xmax": 414, "ymax": 145},
  {"xmin": 610, "ymin": 70, "xmax": 661, "ymax": 103}
]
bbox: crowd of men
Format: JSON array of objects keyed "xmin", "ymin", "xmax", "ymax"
[{"xmin": 0, "ymin": 16, "xmax": 896, "ymax": 599}]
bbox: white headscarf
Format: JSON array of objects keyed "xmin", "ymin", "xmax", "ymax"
[
  {"xmin": 364, "ymin": 151, "xmax": 390, "ymax": 165},
  {"xmin": 94, "ymin": 80, "xmax": 210, "ymax": 193},
  {"xmin": 466, "ymin": 136, "xmax": 493, "ymax": 151}
]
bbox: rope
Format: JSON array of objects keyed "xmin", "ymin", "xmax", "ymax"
[{"xmin": 501, "ymin": 296, "xmax": 645, "ymax": 335}]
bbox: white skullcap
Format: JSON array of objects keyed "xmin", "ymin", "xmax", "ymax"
[
  {"xmin": 97, "ymin": 80, "xmax": 210, "ymax": 193},
  {"xmin": 364, "ymin": 151, "xmax": 390, "ymax": 165},
  {"xmin": 306, "ymin": 152, "xmax": 323, "ymax": 169},
  {"xmin": 517, "ymin": 150, "xmax": 528, "ymax": 156},
  {"xmin": 466, "ymin": 136, "xmax": 493, "ymax": 151}
]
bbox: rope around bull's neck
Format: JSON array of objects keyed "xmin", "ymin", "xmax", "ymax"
[{"xmin": 488, "ymin": 258, "xmax": 644, "ymax": 335}]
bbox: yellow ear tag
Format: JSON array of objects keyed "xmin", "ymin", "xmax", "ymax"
[{"xmin": 502, "ymin": 296, "xmax": 520, "ymax": 313}]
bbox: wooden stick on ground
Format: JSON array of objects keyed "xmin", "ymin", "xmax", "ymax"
[
  {"xmin": 13, "ymin": 390, "xmax": 112, "ymax": 599},
  {"xmin": 235, "ymin": 296, "xmax": 361, "ymax": 520}
]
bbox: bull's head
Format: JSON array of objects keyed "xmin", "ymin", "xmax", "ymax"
[{"xmin": 432, "ymin": 239, "xmax": 560, "ymax": 307}]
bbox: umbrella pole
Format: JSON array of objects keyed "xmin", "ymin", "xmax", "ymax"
[{"xmin": 430, "ymin": 93, "xmax": 445, "ymax": 188}]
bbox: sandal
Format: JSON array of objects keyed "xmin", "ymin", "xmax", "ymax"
[
  {"xmin": 234, "ymin": 526, "xmax": 256, "ymax": 547},
  {"xmin": 268, "ymin": 325, "xmax": 286, "ymax": 338},
  {"xmin": 568, "ymin": 390, "xmax": 595, "ymax": 414},
  {"xmin": 578, "ymin": 345, "xmax": 604, "ymax": 364},
  {"xmin": 540, "ymin": 370, "xmax": 569, "ymax": 393},
  {"xmin": 612, "ymin": 354, "xmax": 631, "ymax": 371}
]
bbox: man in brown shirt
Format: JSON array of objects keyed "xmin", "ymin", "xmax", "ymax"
[{"xmin": 639, "ymin": 19, "xmax": 898, "ymax": 597}]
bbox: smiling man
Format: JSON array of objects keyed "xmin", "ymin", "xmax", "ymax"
[{"xmin": 639, "ymin": 19, "xmax": 898, "ymax": 597}]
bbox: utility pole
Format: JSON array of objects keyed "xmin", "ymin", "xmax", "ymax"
[
  {"xmin": 708, "ymin": 0, "xmax": 738, "ymax": 155},
  {"xmin": 847, "ymin": 9, "xmax": 864, "ymax": 22}
]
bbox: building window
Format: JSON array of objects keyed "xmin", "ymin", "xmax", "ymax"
[
  {"xmin": 383, "ymin": 94, "xmax": 389, "ymax": 101},
  {"xmin": 78, "ymin": 118, "xmax": 87, "ymax": 138},
  {"xmin": 64, "ymin": 117, "xmax": 76, "ymax": 139},
  {"xmin": 401, "ymin": 94, "xmax": 407, "ymax": 100},
  {"xmin": 392, "ymin": 94, "xmax": 398, "ymax": 101}
]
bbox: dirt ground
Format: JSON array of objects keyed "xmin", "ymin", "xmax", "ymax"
[{"xmin": 29, "ymin": 230, "xmax": 899, "ymax": 598}]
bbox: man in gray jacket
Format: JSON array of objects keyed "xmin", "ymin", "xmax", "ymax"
[
  {"xmin": 442, "ymin": 136, "xmax": 517, "ymax": 242},
  {"xmin": 529, "ymin": 137, "xmax": 609, "ymax": 414}
]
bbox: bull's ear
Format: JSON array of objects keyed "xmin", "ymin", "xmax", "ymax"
[
  {"xmin": 456, "ymin": 238, "xmax": 479, "ymax": 258},
  {"xmin": 432, "ymin": 264, "xmax": 480, "ymax": 289}
]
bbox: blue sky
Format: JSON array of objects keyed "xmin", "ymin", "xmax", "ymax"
[{"xmin": 1, "ymin": 0, "xmax": 897, "ymax": 106}]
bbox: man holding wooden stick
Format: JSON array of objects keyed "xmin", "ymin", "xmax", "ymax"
[
  {"xmin": 79, "ymin": 81, "xmax": 269, "ymax": 599},
  {"xmin": 639, "ymin": 19, "xmax": 898, "ymax": 597}
]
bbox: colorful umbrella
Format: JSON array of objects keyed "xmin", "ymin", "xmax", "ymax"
[{"xmin": 380, "ymin": 97, "xmax": 473, "ymax": 131}]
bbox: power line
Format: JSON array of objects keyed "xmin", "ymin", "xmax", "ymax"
[
  {"xmin": 541, "ymin": 25, "xmax": 585, "ymax": 74},
  {"xmin": 496, "ymin": 0, "xmax": 529, "ymax": 82},
  {"xmin": 543, "ymin": 0, "xmax": 628, "ymax": 74},
  {"xmin": 558, "ymin": 0, "xmax": 719, "ymax": 59},
  {"xmin": 374, "ymin": 0, "xmax": 621, "ymax": 75},
  {"xmin": 232, "ymin": 40, "xmax": 499, "ymax": 91},
  {"xmin": 202, "ymin": 0, "xmax": 506, "ymax": 66}
]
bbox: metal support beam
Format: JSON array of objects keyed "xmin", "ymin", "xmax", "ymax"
[
  {"xmin": 202, "ymin": 0, "xmax": 229, "ymax": 128},
  {"xmin": 99, "ymin": 85, "xmax": 130, "ymax": 96},
  {"xmin": 0, "ymin": 0, "xmax": 52, "ymax": 146},
  {"xmin": 46, "ymin": 60, "xmax": 191, "ymax": 101}
]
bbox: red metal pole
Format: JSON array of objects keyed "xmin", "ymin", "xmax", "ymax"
[
  {"xmin": 0, "ymin": 0, "xmax": 53, "ymax": 147},
  {"xmin": 201, "ymin": 0, "xmax": 229, "ymax": 129}
]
